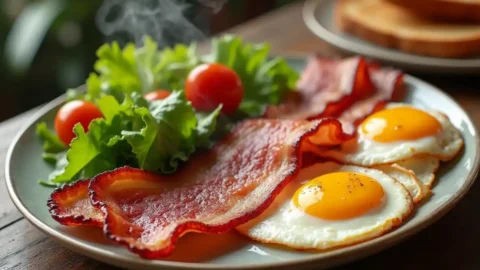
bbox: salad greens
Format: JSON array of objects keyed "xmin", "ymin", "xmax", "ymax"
[
  {"xmin": 36, "ymin": 122, "xmax": 66, "ymax": 154},
  {"xmin": 37, "ymin": 35, "xmax": 299, "ymax": 186}
]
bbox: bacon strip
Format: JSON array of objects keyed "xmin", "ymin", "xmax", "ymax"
[
  {"xmin": 47, "ymin": 119, "xmax": 354, "ymax": 237},
  {"xmin": 48, "ymin": 119, "xmax": 353, "ymax": 258},
  {"xmin": 48, "ymin": 179, "xmax": 102, "ymax": 227},
  {"xmin": 339, "ymin": 65, "xmax": 404, "ymax": 129},
  {"xmin": 89, "ymin": 119, "xmax": 355, "ymax": 259},
  {"xmin": 265, "ymin": 56, "xmax": 404, "ymax": 130},
  {"xmin": 264, "ymin": 56, "xmax": 374, "ymax": 119}
]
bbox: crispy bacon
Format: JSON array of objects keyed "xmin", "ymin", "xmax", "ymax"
[
  {"xmin": 339, "ymin": 65, "xmax": 404, "ymax": 129},
  {"xmin": 264, "ymin": 56, "xmax": 374, "ymax": 119},
  {"xmin": 265, "ymin": 56, "xmax": 404, "ymax": 130},
  {"xmin": 48, "ymin": 179, "xmax": 102, "ymax": 227},
  {"xmin": 47, "ymin": 119, "xmax": 347, "ymax": 259},
  {"xmin": 48, "ymin": 118, "xmax": 352, "ymax": 244}
]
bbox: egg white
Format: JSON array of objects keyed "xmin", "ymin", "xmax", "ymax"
[
  {"xmin": 373, "ymin": 163, "xmax": 425, "ymax": 204},
  {"xmin": 319, "ymin": 103, "xmax": 463, "ymax": 166},
  {"xmin": 394, "ymin": 156, "xmax": 440, "ymax": 189},
  {"xmin": 236, "ymin": 162, "xmax": 414, "ymax": 250}
]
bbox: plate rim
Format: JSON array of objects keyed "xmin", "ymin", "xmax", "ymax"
[
  {"xmin": 302, "ymin": 0, "xmax": 480, "ymax": 73},
  {"xmin": 4, "ymin": 71, "xmax": 480, "ymax": 270}
]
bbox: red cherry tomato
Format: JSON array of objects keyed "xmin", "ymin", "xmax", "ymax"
[
  {"xmin": 55, "ymin": 100, "xmax": 103, "ymax": 145},
  {"xmin": 185, "ymin": 63, "xmax": 243, "ymax": 114},
  {"xmin": 144, "ymin": 90, "xmax": 171, "ymax": 101}
]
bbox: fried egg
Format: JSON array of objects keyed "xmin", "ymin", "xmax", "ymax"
[
  {"xmin": 319, "ymin": 103, "xmax": 463, "ymax": 166},
  {"xmin": 373, "ymin": 163, "xmax": 426, "ymax": 204},
  {"xmin": 395, "ymin": 156, "xmax": 440, "ymax": 189},
  {"xmin": 236, "ymin": 162, "xmax": 414, "ymax": 250}
]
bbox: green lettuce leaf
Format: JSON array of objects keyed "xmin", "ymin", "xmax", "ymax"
[
  {"xmin": 153, "ymin": 43, "xmax": 199, "ymax": 91},
  {"xmin": 92, "ymin": 42, "xmax": 140, "ymax": 98},
  {"xmin": 48, "ymin": 123, "xmax": 101, "ymax": 183},
  {"xmin": 41, "ymin": 152, "xmax": 65, "ymax": 165},
  {"xmin": 39, "ymin": 92, "xmax": 220, "ymax": 184},
  {"xmin": 194, "ymin": 106, "xmax": 222, "ymax": 147},
  {"xmin": 35, "ymin": 122, "xmax": 66, "ymax": 153},
  {"xmin": 49, "ymin": 115, "xmax": 131, "ymax": 184},
  {"xmin": 123, "ymin": 91, "xmax": 218, "ymax": 173},
  {"xmin": 43, "ymin": 95, "xmax": 137, "ymax": 184}
]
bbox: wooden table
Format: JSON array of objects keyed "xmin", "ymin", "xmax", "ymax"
[{"xmin": 1, "ymin": 1, "xmax": 479, "ymax": 269}]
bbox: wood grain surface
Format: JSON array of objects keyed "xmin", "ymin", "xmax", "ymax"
[{"xmin": 1, "ymin": 1, "xmax": 479, "ymax": 269}]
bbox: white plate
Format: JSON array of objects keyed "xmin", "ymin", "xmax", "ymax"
[
  {"xmin": 302, "ymin": 0, "xmax": 480, "ymax": 74},
  {"xmin": 5, "ymin": 57, "xmax": 479, "ymax": 269}
]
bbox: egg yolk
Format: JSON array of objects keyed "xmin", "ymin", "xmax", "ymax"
[
  {"xmin": 293, "ymin": 172, "xmax": 384, "ymax": 220},
  {"xmin": 360, "ymin": 107, "xmax": 442, "ymax": 143}
]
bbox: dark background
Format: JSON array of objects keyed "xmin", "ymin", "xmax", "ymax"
[{"xmin": 0, "ymin": 0, "xmax": 298, "ymax": 121}]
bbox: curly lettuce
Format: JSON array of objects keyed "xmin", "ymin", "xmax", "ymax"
[
  {"xmin": 39, "ymin": 92, "xmax": 219, "ymax": 186},
  {"xmin": 37, "ymin": 34, "xmax": 299, "ymax": 185},
  {"xmin": 68, "ymin": 35, "xmax": 298, "ymax": 117}
]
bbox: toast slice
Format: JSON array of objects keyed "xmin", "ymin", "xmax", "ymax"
[
  {"xmin": 335, "ymin": 0, "xmax": 480, "ymax": 58},
  {"xmin": 386, "ymin": 0, "xmax": 480, "ymax": 22}
]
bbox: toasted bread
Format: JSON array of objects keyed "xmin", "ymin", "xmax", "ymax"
[
  {"xmin": 386, "ymin": 0, "xmax": 480, "ymax": 22},
  {"xmin": 335, "ymin": 0, "xmax": 480, "ymax": 57}
]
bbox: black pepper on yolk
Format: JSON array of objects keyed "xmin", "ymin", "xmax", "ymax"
[
  {"xmin": 293, "ymin": 172, "xmax": 385, "ymax": 220},
  {"xmin": 360, "ymin": 107, "xmax": 442, "ymax": 143}
]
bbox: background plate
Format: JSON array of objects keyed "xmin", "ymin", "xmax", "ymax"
[
  {"xmin": 302, "ymin": 0, "xmax": 480, "ymax": 74},
  {"xmin": 5, "ymin": 57, "xmax": 479, "ymax": 270}
]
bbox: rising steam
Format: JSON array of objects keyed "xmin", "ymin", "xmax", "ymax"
[
  {"xmin": 96, "ymin": 0, "xmax": 228, "ymax": 47},
  {"xmin": 197, "ymin": 0, "xmax": 228, "ymax": 13}
]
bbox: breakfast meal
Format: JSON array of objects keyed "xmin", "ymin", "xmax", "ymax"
[
  {"xmin": 38, "ymin": 35, "xmax": 464, "ymax": 259},
  {"xmin": 335, "ymin": 0, "xmax": 480, "ymax": 57}
]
